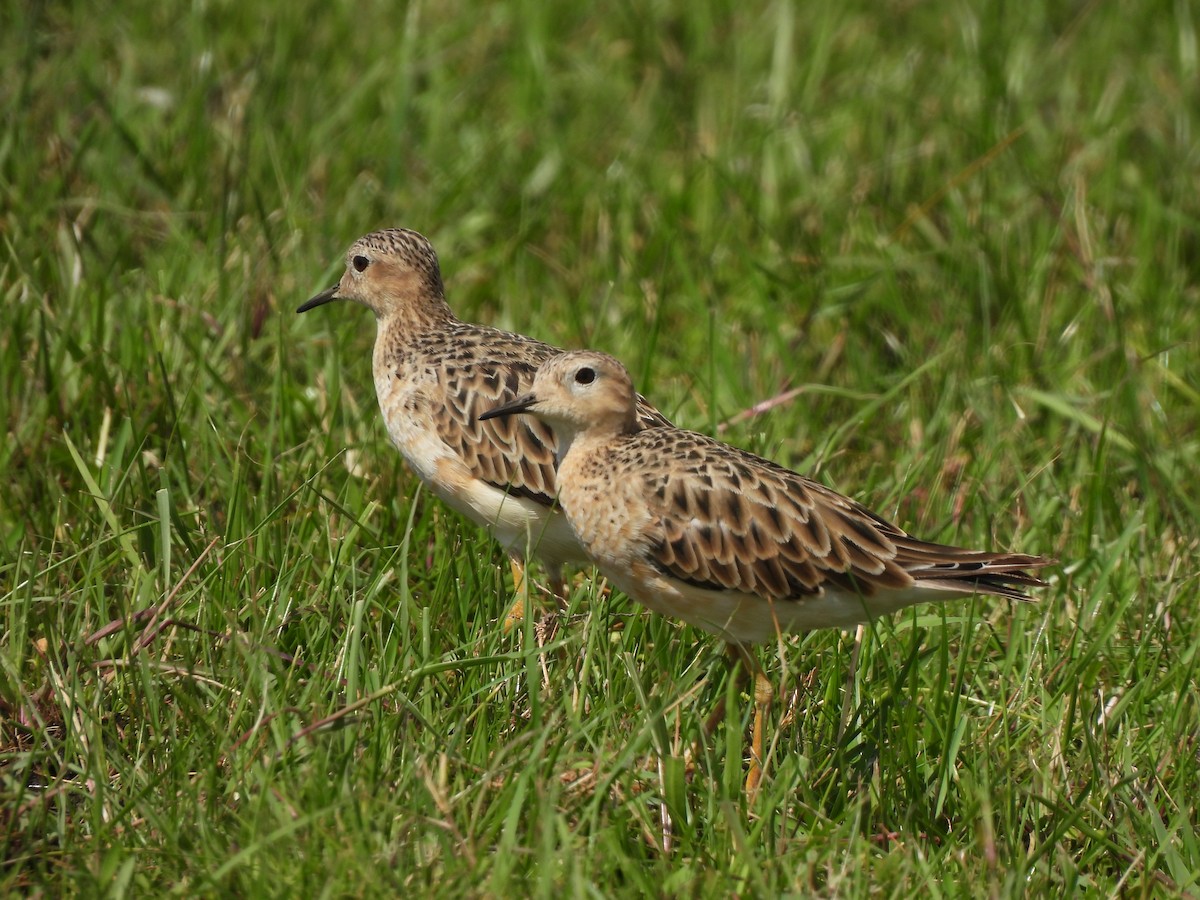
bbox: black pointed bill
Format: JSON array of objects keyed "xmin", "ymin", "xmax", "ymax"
[
  {"xmin": 296, "ymin": 284, "xmax": 341, "ymax": 314},
  {"xmin": 479, "ymin": 393, "xmax": 539, "ymax": 421}
]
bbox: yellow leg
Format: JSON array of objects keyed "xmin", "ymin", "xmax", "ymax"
[
  {"xmin": 502, "ymin": 561, "xmax": 569, "ymax": 634},
  {"xmin": 746, "ymin": 665, "xmax": 774, "ymax": 798},
  {"xmin": 502, "ymin": 558, "xmax": 529, "ymax": 634},
  {"xmin": 732, "ymin": 644, "xmax": 773, "ymax": 799}
]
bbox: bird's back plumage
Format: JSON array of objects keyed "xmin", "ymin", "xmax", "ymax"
[
  {"xmin": 571, "ymin": 426, "xmax": 1048, "ymax": 605},
  {"xmin": 481, "ymin": 349, "xmax": 1053, "ymax": 643}
]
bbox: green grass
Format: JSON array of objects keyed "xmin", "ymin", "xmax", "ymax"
[{"xmin": 3, "ymin": 0, "xmax": 1198, "ymax": 894}]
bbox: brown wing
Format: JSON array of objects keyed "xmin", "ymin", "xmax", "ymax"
[
  {"xmin": 632, "ymin": 429, "xmax": 1051, "ymax": 601},
  {"xmin": 433, "ymin": 326, "xmax": 671, "ymax": 507}
]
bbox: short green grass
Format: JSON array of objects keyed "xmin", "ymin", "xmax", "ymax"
[{"xmin": 3, "ymin": 0, "xmax": 1198, "ymax": 895}]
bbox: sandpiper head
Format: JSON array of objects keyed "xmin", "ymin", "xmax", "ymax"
[
  {"xmin": 297, "ymin": 228, "xmax": 450, "ymax": 320},
  {"xmin": 480, "ymin": 350, "xmax": 638, "ymax": 436}
]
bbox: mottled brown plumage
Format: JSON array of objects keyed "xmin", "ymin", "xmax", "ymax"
[
  {"xmin": 298, "ymin": 229, "xmax": 671, "ymax": 584},
  {"xmin": 481, "ymin": 350, "xmax": 1053, "ymax": 644},
  {"xmin": 482, "ymin": 349, "xmax": 1053, "ymax": 791}
]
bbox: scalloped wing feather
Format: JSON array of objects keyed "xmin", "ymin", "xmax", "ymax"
[
  {"xmin": 629, "ymin": 429, "xmax": 1050, "ymax": 602},
  {"xmin": 429, "ymin": 327, "xmax": 670, "ymax": 509}
]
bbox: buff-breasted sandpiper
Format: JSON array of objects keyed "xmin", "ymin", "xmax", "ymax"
[
  {"xmin": 481, "ymin": 350, "xmax": 1053, "ymax": 791},
  {"xmin": 298, "ymin": 229, "xmax": 671, "ymax": 626}
]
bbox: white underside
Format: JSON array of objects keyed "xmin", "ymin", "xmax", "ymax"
[
  {"xmin": 608, "ymin": 562, "xmax": 964, "ymax": 645},
  {"xmin": 375, "ymin": 368, "xmax": 583, "ymax": 570},
  {"xmin": 431, "ymin": 469, "xmax": 584, "ymax": 570}
]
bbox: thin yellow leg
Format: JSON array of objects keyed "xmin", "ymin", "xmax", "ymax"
[
  {"xmin": 503, "ymin": 561, "xmax": 569, "ymax": 634},
  {"xmin": 733, "ymin": 644, "xmax": 773, "ymax": 799},
  {"xmin": 746, "ymin": 668, "xmax": 774, "ymax": 798},
  {"xmin": 502, "ymin": 558, "xmax": 528, "ymax": 634}
]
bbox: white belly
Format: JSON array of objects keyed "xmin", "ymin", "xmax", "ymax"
[
  {"xmin": 609, "ymin": 561, "xmax": 948, "ymax": 644},
  {"xmin": 374, "ymin": 367, "xmax": 583, "ymax": 570}
]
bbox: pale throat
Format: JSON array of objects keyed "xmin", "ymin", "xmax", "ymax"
[
  {"xmin": 547, "ymin": 418, "xmax": 626, "ymax": 469},
  {"xmin": 548, "ymin": 421, "xmax": 583, "ymax": 468}
]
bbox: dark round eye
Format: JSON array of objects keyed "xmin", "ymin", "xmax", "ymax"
[
  {"xmin": 352, "ymin": 255, "xmax": 370, "ymax": 273},
  {"xmin": 574, "ymin": 367, "xmax": 595, "ymax": 385}
]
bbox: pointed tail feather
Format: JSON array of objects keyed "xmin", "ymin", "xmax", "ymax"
[{"xmin": 908, "ymin": 552, "xmax": 1055, "ymax": 601}]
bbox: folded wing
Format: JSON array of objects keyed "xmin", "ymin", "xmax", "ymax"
[{"xmin": 636, "ymin": 430, "xmax": 1051, "ymax": 601}]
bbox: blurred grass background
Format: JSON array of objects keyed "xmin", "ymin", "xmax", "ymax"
[{"xmin": 2, "ymin": 0, "xmax": 1198, "ymax": 894}]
